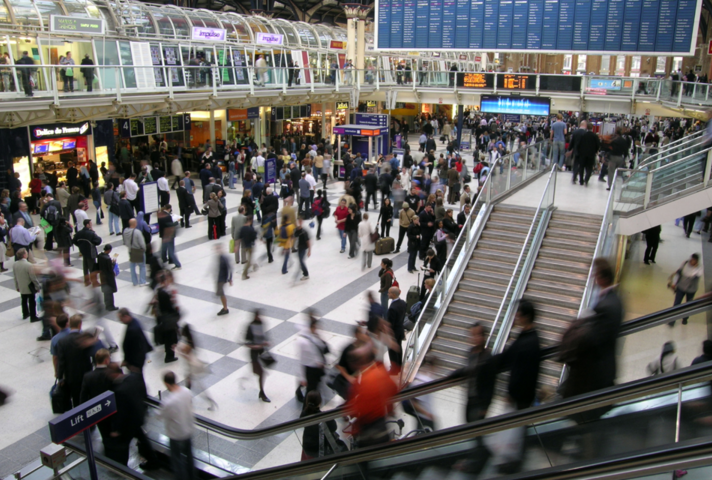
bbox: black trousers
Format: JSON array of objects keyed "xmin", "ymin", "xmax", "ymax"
[
  {"xmin": 121, "ymin": 218, "xmax": 129, "ymax": 232},
  {"xmin": 305, "ymin": 366, "xmax": 324, "ymax": 394},
  {"xmin": 21, "ymin": 293, "xmax": 37, "ymax": 320},
  {"xmin": 103, "ymin": 287, "xmax": 115, "ymax": 310},
  {"xmin": 316, "ymin": 216, "xmax": 323, "ymax": 239},
  {"xmin": 381, "ymin": 221, "xmax": 391, "ymax": 238},
  {"xmin": 577, "ymin": 158, "xmax": 594, "ymax": 185},
  {"xmin": 684, "ymin": 213, "xmax": 697, "ymax": 237},
  {"xmin": 82, "ymin": 257, "xmax": 97, "ymax": 283},
  {"xmin": 365, "ymin": 191, "xmax": 377, "ymax": 210},
  {"xmin": 396, "ymin": 225, "xmax": 407, "ymax": 250},
  {"xmin": 644, "ymin": 239, "xmax": 659, "ymax": 263}
]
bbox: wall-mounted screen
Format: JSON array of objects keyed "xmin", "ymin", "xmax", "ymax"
[
  {"xmin": 33, "ymin": 144, "xmax": 49, "ymax": 154},
  {"xmin": 480, "ymin": 95, "xmax": 551, "ymax": 116},
  {"xmin": 62, "ymin": 140, "xmax": 76, "ymax": 150}
]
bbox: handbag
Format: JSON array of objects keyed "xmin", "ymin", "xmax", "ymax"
[
  {"xmin": 50, "ymin": 380, "xmax": 68, "ymax": 414},
  {"xmin": 5, "ymin": 242, "xmax": 13, "ymax": 258},
  {"xmin": 128, "ymin": 231, "xmax": 144, "ymax": 263},
  {"xmin": 112, "ymin": 260, "xmax": 120, "ymax": 277},
  {"xmin": 370, "ymin": 229, "xmax": 380, "ymax": 243},
  {"xmin": 229, "ymin": 238, "xmax": 235, "ymax": 253},
  {"xmin": 326, "ymin": 369, "xmax": 351, "ymax": 399},
  {"xmin": 259, "ymin": 351, "xmax": 276, "ymax": 367}
]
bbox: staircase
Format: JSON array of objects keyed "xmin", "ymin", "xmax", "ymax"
[
  {"xmin": 518, "ymin": 210, "xmax": 602, "ymax": 392},
  {"xmin": 429, "ymin": 204, "xmax": 537, "ymax": 376}
]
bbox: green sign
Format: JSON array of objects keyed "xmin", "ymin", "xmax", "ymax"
[
  {"xmin": 50, "ymin": 15, "xmax": 105, "ymax": 35},
  {"xmin": 144, "ymin": 117, "xmax": 157, "ymax": 136},
  {"xmin": 159, "ymin": 116, "xmax": 173, "ymax": 133},
  {"xmin": 130, "ymin": 119, "xmax": 143, "ymax": 137}
]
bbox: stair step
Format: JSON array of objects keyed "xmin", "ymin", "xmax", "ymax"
[
  {"xmin": 541, "ymin": 237, "xmax": 597, "ymax": 253},
  {"xmin": 474, "ymin": 247, "xmax": 521, "ymax": 264},
  {"xmin": 527, "ymin": 278, "xmax": 586, "ymax": 294},
  {"xmin": 536, "ymin": 303, "xmax": 579, "ymax": 321},
  {"xmin": 447, "ymin": 301, "xmax": 503, "ymax": 320},
  {"xmin": 478, "ymin": 238, "xmax": 526, "ymax": 251},
  {"xmin": 486, "ymin": 220, "xmax": 531, "ymax": 234},
  {"xmin": 462, "ymin": 270, "xmax": 513, "ymax": 286},
  {"xmin": 454, "ymin": 291, "xmax": 507, "ymax": 309},
  {"xmin": 535, "ymin": 258, "xmax": 591, "ymax": 275},
  {"xmin": 495, "ymin": 204, "xmax": 538, "ymax": 216},
  {"xmin": 530, "ymin": 267, "xmax": 589, "ymax": 285},
  {"xmin": 459, "ymin": 279, "xmax": 509, "ymax": 296},
  {"xmin": 552, "ymin": 211, "xmax": 604, "ymax": 223},
  {"xmin": 545, "ymin": 226, "xmax": 599, "ymax": 240},
  {"xmin": 480, "ymin": 229, "xmax": 528, "ymax": 244},
  {"xmin": 431, "ymin": 335, "xmax": 471, "ymax": 354},
  {"xmin": 525, "ymin": 290, "xmax": 581, "ymax": 310},
  {"xmin": 538, "ymin": 247, "xmax": 594, "ymax": 265},
  {"xmin": 489, "ymin": 211, "xmax": 536, "ymax": 225},
  {"xmin": 548, "ymin": 218, "xmax": 600, "ymax": 233},
  {"xmin": 468, "ymin": 258, "xmax": 521, "ymax": 273}
]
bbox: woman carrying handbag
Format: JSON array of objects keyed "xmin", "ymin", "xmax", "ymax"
[{"xmin": 668, "ymin": 253, "xmax": 703, "ymax": 326}]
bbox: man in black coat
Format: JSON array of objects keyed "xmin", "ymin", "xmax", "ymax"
[
  {"xmin": 261, "ymin": 187, "xmax": 279, "ymax": 218},
  {"xmin": 386, "ymin": 287, "xmax": 408, "ymax": 373},
  {"xmin": 494, "ymin": 299, "xmax": 541, "ymax": 410},
  {"xmin": 576, "ymin": 123, "xmax": 601, "ymax": 186},
  {"xmin": 66, "ymin": 161, "xmax": 78, "ymax": 191},
  {"xmin": 56, "ymin": 315, "xmax": 95, "ymax": 408},
  {"xmin": 567, "ymin": 120, "xmax": 587, "ymax": 183},
  {"xmin": 42, "ymin": 193, "xmax": 62, "ymax": 250},
  {"xmin": 418, "ymin": 204, "xmax": 436, "ymax": 259},
  {"xmin": 561, "ymin": 258, "xmax": 623, "ymax": 400},
  {"xmin": 73, "ymin": 219, "xmax": 102, "ymax": 286},
  {"xmin": 118, "ymin": 191, "xmax": 134, "ymax": 233},
  {"xmin": 364, "ymin": 168, "xmax": 379, "ymax": 211},
  {"xmin": 118, "ymin": 308, "xmax": 152, "ymax": 373},
  {"xmin": 80, "ymin": 348, "xmax": 114, "ymax": 440},
  {"xmin": 97, "ymin": 244, "xmax": 117, "ymax": 311},
  {"xmin": 176, "ymin": 180, "xmax": 193, "ymax": 228},
  {"xmin": 290, "ymin": 163, "xmax": 301, "ymax": 197}
]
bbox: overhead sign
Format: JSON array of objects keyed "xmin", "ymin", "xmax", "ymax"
[
  {"xmin": 333, "ymin": 126, "xmax": 383, "ymax": 136},
  {"xmin": 50, "ymin": 15, "xmax": 104, "ymax": 35},
  {"xmin": 49, "ymin": 391, "xmax": 116, "ymax": 444},
  {"xmin": 355, "ymin": 113, "xmax": 388, "ymax": 128},
  {"xmin": 366, "ymin": 101, "xmax": 377, "ymax": 107},
  {"xmin": 119, "ymin": 115, "xmax": 186, "ymax": 138},
  {"xmin": 330, "ymin": 40, "xmax": 346, "ymax": 49},
  {"xmin": 256, "ymin": 32, "xmax": 284, "ymax": 45},
  {"xmin": 375, "ymin": 0, "xmax": 702, "ymax": 55},
  {"xmin": 228, "ymin": 108, "xmax": 260, "ymax": 121},
  {"xmin": 588, "ymin": 78, "xmax": 623, "ymax": 90},
  {"xmin": 336, "ymin": 102, "xmax": 350, "ymax": 110},
  {"xmin": 480, "ymin": 95, "xmax": 551, "ymax": 116},
  {"xmin": 191, "ymin": 27, "xmax": 227, "ymax": 41},
  {"xmin": 31, "ymin": 122, "xmax": 91, "ymax": 141}
]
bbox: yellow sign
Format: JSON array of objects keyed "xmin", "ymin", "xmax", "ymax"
[{"xmin": 462, "ymin": 73, "xmax": 488, "ymax": 88}]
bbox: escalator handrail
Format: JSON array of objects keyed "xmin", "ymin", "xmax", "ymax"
[
  {"xmin": 624, "ymin": 143, "xmax": 712, "ymax": 181},
  {"xmin": 142, "ymin": 297, "xmax": 712, "ymax": 441},
  {"xmin": 636, "ymin": 131, "xmax": 704, "ymax": 169},
  {"xmin": 223, "ymin": 361, "xmax": 712, "ymax": 479}
]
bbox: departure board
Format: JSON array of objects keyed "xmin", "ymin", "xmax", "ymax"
[{"xmin": 376, "ymin": 0, "xmax": 701, "ymax": 54}]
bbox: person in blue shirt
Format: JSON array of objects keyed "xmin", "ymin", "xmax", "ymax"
[
  {"xmin": 550, "ymin": 113, "xmax": 568, "ymax": 169},
  {"xmin": 50, "ymin": 314, "xmax": 70, "ymax": 372}
]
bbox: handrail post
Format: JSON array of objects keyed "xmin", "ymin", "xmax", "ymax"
[
  {"xmin": 677, "ymin": 82, "xmax": 683, "ymax": 106},
  {"xmin": 705, "ymin": 150, "xmax": 712, "ymax": 188},
  {"xmin": 114, "ymin": 67, "xmax": 121, "ymax": 103},
  {"xmin": 248, "ymin": 66, "xmax": 255, "ymax": 95},
  {"xmin": 643, "ymin": 170, "xmax": 653, "ymax": 210},
  {"xmin": 283, "ymin": 67, "xmax": 287, "ymax": 94},
  {"xmin": 524, "ymin": 147, "xmax": 529, "ymax": 180},
  {"xmin": 675, "ymin": 383, "xmax": 682, "ymax": 442},
  {"xmin": 167, "ymin": 66, "xmax": 174, "ymax": 99},
  {"xmin": 212, "ymin": 66, "xmax": 218, "ymax": 97},
  {"xmin": 656, "ymin": 80, "xmax": 661, "ymax": 101},
  {"xmin": 505, "ymin": 156, "xmax": 511, "ymax": 190},
  {"xmin": 51, "ymin": 66, "xmax": 59, "ymax": 105}
]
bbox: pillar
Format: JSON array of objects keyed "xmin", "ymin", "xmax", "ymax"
[
  {"xmin": 209, "ymin": 109, "xmax": 216, "ymax": 147},
  {"xmin": 342, "ymin": 4, "xmax": 371, "ymax": 83}
]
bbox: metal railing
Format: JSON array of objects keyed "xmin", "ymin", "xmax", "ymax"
[
  {"xmin": 490, "ymin": 164, "xmax": 557, "ymax": 354},
  {"xmin": 399, "ymin": 140, "xmax": 549, "ymax": 385},
  {"xmin": 635, "ymin": 130, "xmax": 705, "ymax": 169}
]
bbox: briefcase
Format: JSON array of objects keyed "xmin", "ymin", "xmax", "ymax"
[
  {"xmin": 375, "ymin": 237, "xmax": 394, "ymax": 255},
  {"xmin": 50, "ymin": 380, "xmax": 68, "ymax": 414}
]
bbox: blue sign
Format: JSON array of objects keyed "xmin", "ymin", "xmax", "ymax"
[
  {"xmin": 504, "ymin": 114, "xmax": 522, "ymax": 123},
  {"xmin": 49, "ymin": 391, "xmax": 117, "ymax": 444},
  {"xmin": 354, "ymin": 113, "xmax": 389, "ymax": 128},
  {"xmin": 376, "ymin": 0, "xmax": 701, "ymax": 54},
  {"xmin": 265, "ymin": 156, "xmax": 277, "ymax": 185},
  {"xmin": 247, "ymin": 107, "xmax": 260, "ymax": 119},
  {"xmin": 589, "ymin": 79, "xmax": 623, "ymax": 90},
  {"xmin": 480, "ymin": 96, "xmax": 551, "ymax": 116}
]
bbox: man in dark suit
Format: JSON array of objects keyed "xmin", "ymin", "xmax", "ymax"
[
  {"xmin": 12, "ymin": 201, "xmax": 34, "ymax": 227},
  {"xmin": 97, "ymin": 244, "xmax": 117, "ymax": 311},
  {"xmin": 567, "ymin": 120, "xmax": 587, "ymax": 183},
  {"xmin": 66, "ymin": 161, "xmax": 78, "ymax": 191},
  {"xmin": 57, "ymin": 314, "xmax": 96, "ymax": 408},
  {"xmin": 119, "ymin": 308, "xmax": 152, "ymax": 373},
  {"xmin": 80, "ymin": 349, "xmax": 114, "ymax": 440},
  {"xmin": 561, "ymin": 258, "xmax": 623, "ymax": 400},
  {"xmin": 118, "ymin": 191, "xmax": 134, "ymax": 233},
  {"xmin": 73, "ymin": 219, "xmax": 102, "ymax": 286},
  {"xmin": 176, "ymin": 180, "xmax": 192, "ymax": 228},
  {"xmin": 386, "ymin": 287, "xmax": 408, "ymax": 374},
  {"xmin": 576, "ymin": 123, "xmax": 601, "ymax": 186}
]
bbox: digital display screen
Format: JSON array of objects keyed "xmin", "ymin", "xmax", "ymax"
[
  {"xmin": 144, "ymin": 117, "xmax": 157, "ymax": 135},
  {"xmin": 480, "ymin": 95, "xmax": 550, "ymax": 116},
  {"xmin": 459, "ymin": 73, "xmax": 493, "ymax": 89},
  {"xmin": 376, "ymin": 0, "xmax": 701, "ymax": 54},
  {"xmin": 172, "ymin": 115, "xmax": 182, "ymax": 132},
  {"xmin": 62, "ymin": 141, "xmax": 76, "ymax": 150},
  {"xmin": 499, "ymin": 74, "xmax": 535, "ymax": 90},
  {"xmin": 33, "ymin": 144, "xmax": 49, "ymax": 154},
  {"xmin": 130, "ymin": 119, "xmax": 143, "ymax": 137},
  {"xmin": 159, "ymin": 116, "xmax": 173, "ymax": 133},
  {"xmin": 539, "ymin": 75, "xmax": 582, "ymax": 92}
]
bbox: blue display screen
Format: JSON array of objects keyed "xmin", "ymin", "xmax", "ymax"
[
  {"xmin": 480, "ymin": 95, "xmax": 551, "ymax": 116},
  {"xmin": 62, "ymin": 141, "xmax": 76, "ymax": 150},
  {"xmin": 376, "ymin": 0, "xmax": 700, "ymax": 53},
  {"xmin": 33, "ymin": 144, "xmax": 49, "ymax": 154}
]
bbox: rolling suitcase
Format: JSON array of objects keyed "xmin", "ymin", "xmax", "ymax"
[
  {"xmin": 406, "ymin": 273, "xmax": 420, "ymax": 311},
  {"xmin": 375, "ymin": 237, "xmax": 394, "ymax": 255}
]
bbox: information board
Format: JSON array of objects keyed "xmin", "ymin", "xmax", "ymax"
[
  {"xmin": 159, "ymin": 116, "xmax": 173, "ymax": 133},
  {"xmin": 144, "ymin": 117, "xmax": 157, "ymax": 136},
  {"xmin": 130, "ymin": 119, "xmax": 143, "ymax": 137},
  {"xmin": 376, "ymin": 0, "xmax": 702, "ymax": 54},
  {"xmin": 480, "ymin": 95, "xmax": 550, "ymax": 116}
]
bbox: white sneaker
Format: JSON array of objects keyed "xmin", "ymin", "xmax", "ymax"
[{"xmin": 301, "ymin": 276, "xmax": 309, "ymax": 281}]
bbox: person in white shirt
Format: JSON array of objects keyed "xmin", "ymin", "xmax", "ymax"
[
  {"xmin": 254, "ymin": 153, "xmax": 265, "ymax": 176},
  {"xmin": 295, "ymin": 316, "xmax": 329, "ymax": 402},
  {"xmin": 123, "ymin": 174, "xmax": 139, "ymax": 213},
  {"xmin": 305, "ymin": 167, "xmax": 317, "ymax": 204},
  {"xmin": 157, "ymin": 175, "xmax": 170, "ymax": 207},
  {"xmin": 157, "ymin": 371, "xmax": 196, "ymax": 480},
  {"xmin": 74, "ymin": 201, "xmax": 89, "ymax": 231}
]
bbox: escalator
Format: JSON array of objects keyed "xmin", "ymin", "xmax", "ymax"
[
  {"xmin": 635, "ymin": 130, "xmax": 704, "ymax": 169},
  {"xmin": 56, "ymin": 299, "xmax": 712, "ymax": 480}
]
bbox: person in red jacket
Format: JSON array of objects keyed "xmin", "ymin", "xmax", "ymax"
[
  {"xmin": 29, "ymin": 173, "xmax": 42, "ymax": 214},
  {"xmin": 333, "ymin": 198, "xmax": 349, "ymax": 253}
]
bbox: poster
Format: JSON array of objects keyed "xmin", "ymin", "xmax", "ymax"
[
  {"xmin": 141, "ymin": 182, "xmax": 159, "ymax": 214},
  {"xmin": 460, "ymin": 128, "xmax": 472, "ymax": 150},
  {"xmin": 265, "ymin": 157, "xmax": 277, "ymax": 185}
]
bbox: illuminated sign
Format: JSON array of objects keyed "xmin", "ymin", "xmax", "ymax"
[
  {"xmin": 336, "ymin": 102, "xmax": 350, "ymax": 110},
  {"xmin": 462, "ymin": 73, "xmax": 488, "ymax": 88},
  {"xmin": 366, "ymin": 101, "xmax": 377, "ymax": 107},
  {"xmin": 480, "ymin": 95, "xmax": 551, "ymax": 116},
  {"xmin": 191, "ymin": 27, "xmax": 227, "ymax": 41},
  {"xmin": 500, "ymin": 74, "xmax": 534, "ymax": 90},
  {"xmin": 50, "ymin": 15, "xmax": 104, "ymax": 35},
  {"xmin": 256, "ymin": 32, "xmax": 284, "ymax": 45},
  {"xmin": 31, "ymin": 122, "xmax": 90, "ymax": 140},
  {"xmin": 330, "ymin": 41, "xmax": 346, "ymax": 49}
]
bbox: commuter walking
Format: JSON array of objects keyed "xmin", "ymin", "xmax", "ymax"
[
  {"xmin": 345, "ymin": 204, "xmax": 361, "ymax": 259},
  {"xmin": 153, "ymin": 271, "xmax": 180, "ymax": 363},
  {"xmin": 359, "ymin": 213, "xmax": 376, "ymax": 270},
  {"xmin": 60, "ymin": 52, "xmax": 75, "ymax": 92},
  {"xmin": 668, "ymin": 253, "xmax": 703, "ymax": 326},
  {"xmin": 73, "ymin": 219, "xmax": 102, "ymax": 286},
  {"xmin": 215, "ymin": 243, "xmax": 232, "ymax": 316},
  {"xmin": 104, "ymin": 182, "xmax": 121, "ymax": 235},
  {"xmin": 406, "ymin": 216, "xmax": 421, "ymax": 273},
  {"xmin": 296, "ymin": 316, "xmax": 330, "ymax": 401},
  {"xmin": 378, "ymin": 258, "xmax": 396, "ymax": 311},
  {"xmin": 550, "ymin": 114, "xmax": 567, "ymax": 169},
  {"xmin": 576, "ymin": 123, "xmax": 601, "ymax": 186},
  {"xmin": 294, "ymin": 215, "xmax": 311, "ymax": 281},
  {"xmin": 300, "ymin": 391, "xmax": 340, "ymax": 459},
  {"xmin": 455, "ymin": 323, "xmax": 495, "ymax": 422},
  {"xmin": 16, "ymin": 51, "xmax": 35, "ymax": 97},
  {"xmin": 277, "ymin": 213, "xmax": 295, "ymax": 275},
  {"xmin": 245, "ymin": 311, "xmax": 272, "ymax": 402},
  {"xmin": 56, "ymin": 315, "xmax": 95, "ymax": 408},
  {"xmin": 604, "ymin": 127, "xmax": 628, "ymax": 190},
  {"xmin": 334, "ymin": 198, "xmax": 349, "ymax": 253},
  {"xmin": 157, "ymin": 371, "xmax": 196, "ymax": 480},
  {"xmin": 177, "ymin": 324, "xmax": 218, "ymax": 409},
  {"xmin": 230, "ymin": 206, "xmax": 247, "ymax": 264},
  {"xmin": 123, "ymin": 218, "xmax": 147, "ymax": 286},
  {"xmin": 13, "ymin": 248, "xmax": 40, "ymax": 321},
  {"xmin": 239, "ymin": 215, "xmax": 257, "ymax": 280},
  {"xmin": 80, "ymin": 54, "xmax": 94, "ymax": 92},
  {"xmin": 118, "ymin": 191, "xmax": 134, "ymax": 232},
  {"xmin": 176, "ymin": 181, "xmax": 193, "ymax": 228},
  {"xmin": 118, "ymin": 308, "xmax": 152, "ymax": 373},
  {"xmin": 158, "ymin": 204, "xmax": 181, "ymax": 270},
  {"xmin": 378, "ymin": 198, "xmax": 393, "ymax": 238},
  {"xmin": 386, "ymin": 287, "xmax": 407, "ymax": 374},
  {"xmin": 643, "ymin": 225, "xmax": 661, "ymax": 264}
]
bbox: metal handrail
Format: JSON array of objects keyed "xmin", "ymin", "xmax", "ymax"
[
  {"xmin": 488, "ymin": 163, "xmax": 557, "ymax": 351},
  {"xmin": 624, "ymin": 144, "xmax": 712, "ymax": 181},
  {"xmin": 491, "ymin": 165, "xmax": 557, "ymax": 354},
  {"xmin": 219, "ymin": 360, "xmax": 712, "ymax": 479},
  {"xmin": 636, "ymin": 131, "xmax": 705, "ymax": 168}
]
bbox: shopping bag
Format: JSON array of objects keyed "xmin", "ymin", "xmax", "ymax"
[{"xmin": 229, "ymin": 238, "xmax": 235, "ymax": 253}]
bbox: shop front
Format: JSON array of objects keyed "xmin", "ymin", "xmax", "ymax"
[
  {"xmin": 30, "ymin": 121, "xmax": 93, "ymax": 188},
  {"xmin": 227, "ymin": 108, "xmax": 260, "ymax": 144},
  {"xmin": 117, "ymin": 114, "xmax": 189, "ymax": 169},
  {"xmin": 270, "ymin": 105, "xmax": 318, "ymax": 140}
]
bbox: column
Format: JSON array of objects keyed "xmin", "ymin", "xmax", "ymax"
[
  {"xmin": 209, "ymin": 110, "xmax": 216, "ymax": 148},
  {"xmin": 342, "ymin": 5, "xmax": 371, "ymax": 84}
]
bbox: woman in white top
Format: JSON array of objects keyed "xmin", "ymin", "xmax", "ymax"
[
  {"xmin": 176, "ymin": 324, "xmax": 217, "ymax": 410},
  {"xmin": 358, "ymin": 213, "xmax": 376, "ymax": 270},
  {"xmin": 669, "ymin": 253, "xmax": 704, "ymax": 326}
]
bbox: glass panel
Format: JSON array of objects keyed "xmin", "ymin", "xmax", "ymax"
[
  {"xmin": 63, "ymin": 0, "xmax": 92, "ymax": 18},
  {"xmin": 34, "ymin": 0, "xmax": 65, "ymax": 25},
  {"xmin": 128, "ymin": 5, "xmax": 155, "ymax": 36},
  {"xmin": 163, "ymin": 9, "xmax": 190, "ymax": 38},
  {"xmin": 149, "ymin": 9, "xmax": 175, "ymax": 37},
  {"xmin": 195, "ymin": 10, "xmax": 221, "ymax": 29},
  {"xmin": 95, "ymin": 39, "xmax": 119, "ymax": 89},
  {"xmin": 185, "ymin": 11, "xmax": 206, "ymax": 28},
  {"xmin": 118, "ymin": 41, "xmax": 136, "ymax": 89},
  {"xmin": 163, "ymin": 45, "xmax": 184, "ymax": 87},
  {"xmin": 222, "ymin": 14, "xmax": 252, "ymax": 43},
  {"xmin": 11, "ymin": 0, "xmax": 41, "ymax": 27},
  {"xmin": 0, "ymin": 3, "xmax": 11, "ymax": 24}
]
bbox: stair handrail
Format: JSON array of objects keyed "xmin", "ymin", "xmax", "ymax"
[
  {"xmin": 635, "ymin": 130, "xmax": 705, "ymax": 169},
  {"xmin": 625, "ymin": 142, "xmax": 712, "ymax": 179},
  {"xmin": 486, "ymin": 164, "xmax": 557, "ymax": 350},
  {"xmin": 491, "ymin": 164, "xmax": 558, "ymax": 354},
  {"xmin": 400, "ymin": 140, "xmax": 549, "ymax": 385}
]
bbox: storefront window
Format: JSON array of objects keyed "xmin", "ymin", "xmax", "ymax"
[
  {"xmin": 95, "ymin": 39, "xmax": 120, "ymax": 89},
  {"xmin": 672, "ymin": 56, "xmax": 683, "ymax": 71},
  {"xmin": 576, "ymin": 55, "xmax": 587, "ymax": 72},
  {"xmin": 656, "ymin": 57, "xmax": 668, "ymax": 73}
]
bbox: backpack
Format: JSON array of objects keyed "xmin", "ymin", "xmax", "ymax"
[
  {"xmin": 43, "ymin": 204, "xmax": 58, "ymax": 224},
  {"xmin": 312, "ymin": 198, "xmax": 323, "ymax": 217},
  {"xmin": 408, "ymin": 301, "xmax": 423, "ymax": 321}
]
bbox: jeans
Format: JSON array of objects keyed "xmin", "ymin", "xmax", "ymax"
[
  {"xmin": 339, "ymin": 230, "xmax": 347, "ymax": 251},
  {"xmin": 229, "ymin": 172, "xmax": 236, "ymax": 189},
  {"xmin": 313, "ymin": 166, "xmax": 322, "ymax": 179},
  {"xmin": 674, "ymin": 289, "xmax": 696, "ymax": 322},
  {"xmin": 282, "ymin": 250, "xmax": 290, "ymax": 274},
  {"xmin": 93, "ymin": 200, "xmax": 103, "ymax": 224},
  {"xmin": 347, "ymin": 230, "xmax": 359, "ymax": 257},
  {"xmin": 298, "ymin": 249, "xmax": 309, "ymax": 277},
  {"xmin": 130, "ymin": 258, "xmax": 147, "ymax": 286},
  {"xmin": 381, "ymin": 291, "xmax": 389, "ymax": 312},
  {"xmin": 552, "ymin": 140, "xmax": 566, "ymax": 167},
  {"xmin": 242, "ymin": 247, "xmax": 252, "ymax": 278},
  {"xmin": 161, "ymin": 239, "xmax": 181, "ymax": 267},
  {"xmin": 299, "ymin": 196, "xmax": 311, "ymax": 217},
  {"xmin": 607, "ymin": 155, "xmax": 625, "ymax": 188},
  {"xmin": 169, "ymin": 438, "xmax": 196, "ymax": 480},
  {"xmin": 108, "ymin": 211, "xmax": 120, "ymax": 234}
]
